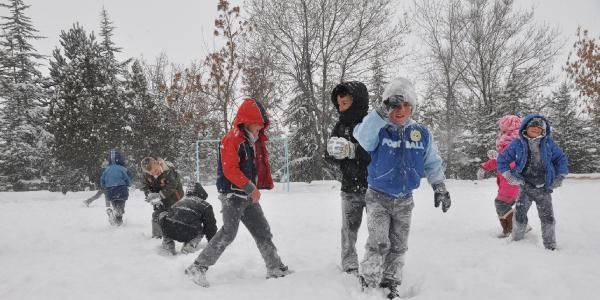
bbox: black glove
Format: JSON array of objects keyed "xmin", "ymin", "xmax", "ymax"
[
  {"xmin": 432, "ymin": 182, "xmax": 451, "ymax": 213},
  {"xmin": 376, "ymin": 95, "xmax": 405, "ymax": 121}
]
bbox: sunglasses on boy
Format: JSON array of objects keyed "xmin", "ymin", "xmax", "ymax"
[
  {"xmin": 383, "ymin": 94, "xmax": 407, "ymax": 109},
  {"xmin": 527, "ymin": 118, "xmax": 545, "ymax": 129}
]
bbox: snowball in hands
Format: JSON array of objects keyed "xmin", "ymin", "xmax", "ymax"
[{"xmin": 327, "ymin": 137, "xmax": 355, "ymax": 159}]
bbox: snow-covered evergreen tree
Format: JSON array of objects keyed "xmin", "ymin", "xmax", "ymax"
[
  {"xmin": 47, "ymin": 23, "xmax": 102, "ymax": 191},
  {"xmin": 95, "ymin": 8, "xmax": 130, "ymax": 159},
  {"xmin": 547, "ymin": 82, "xmax": 600, "ymax": 173},
  {"xmin": 0, "ymin": 0, "xmax": 51, "ymax": 190},
  {"xmin": 125, "ymin": 59, "xmax": 179, "ymax": 182},
  {"xmin": 497, "ymin": 70, "xmax": 531, "ymax": 116},
  {"xmin": 47, "ymin": 9, "xmax": 132, "ymax": 192},
  {"xmin": 48, "ymin": 20, "xmax": 132, "ymax": 192},
  {"xmin": 369, "ymin": 49, "xmax": 387, "ymax": 107}
]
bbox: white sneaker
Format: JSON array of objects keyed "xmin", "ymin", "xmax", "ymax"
[
  {"xmin": 185, "ymin": 264, "xmax": 210, "ymax": 287},
  {"xmin": 181, "ymin": 242, "xmax": 201, "ymax": 254},
  {"xmin": 266, "ymin": 265, "xmax": 293, "ymax": 278},
  {"xmin": 106, "ymin": 208, "xmax": 116, "ymax": 226}
]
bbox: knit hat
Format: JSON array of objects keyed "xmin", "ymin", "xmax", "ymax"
[
  {"xmin": 496, "ymin": 115, "xmax": 521, "ymax": 153},
  {"xmin": 498, "ymin": 115, "xmax": 521, "ymax": 132},
  {"xmin": 382, "ymin": 77, "xmax": 417, "ymax": 108},
  {"xmin": 186, "ymin": 182, "xmax": 208, "ymax": 200}
]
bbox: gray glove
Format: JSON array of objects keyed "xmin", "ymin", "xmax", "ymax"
[
  {"xmin": 502, "ymin": 171, "xmax": 523, "ymax": 186},
  {"xmin": 432, "ymin": 182, "xmax": 451, "ymax": 213},
  {"xmin": 551, "ymin": 175, "xmax": 565, "ymax": 189},
  {"xmin": 145, "ymin": 193, "xmax": 162, "ymax": 206},
  {"xmin": 476, "ymin": 168, "xmax": 486, "ymax": 180}
]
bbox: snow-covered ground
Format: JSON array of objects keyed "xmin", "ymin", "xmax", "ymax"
[{"xmin": 1, "ymin": 177, "xmax": 599, "ymax": 300}]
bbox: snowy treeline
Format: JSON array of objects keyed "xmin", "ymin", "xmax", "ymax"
[{"xmin": 1, "ymin": 0, "xmax": 599, "ymax": 191}]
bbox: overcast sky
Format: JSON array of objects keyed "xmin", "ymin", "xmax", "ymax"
[
  {"xmin": 15, "ymin": 0, "xmax": 600, "ymax": 73},
  {"xmin": 25, "ymin": 0, "xmax": 227, "ymax": 66}
]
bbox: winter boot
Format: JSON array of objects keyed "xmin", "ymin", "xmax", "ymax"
[
  {"xmin": 106, "ymin": 208, "xmax": 116, "ymax": 226},
  {"xmin": 380, "ymin": 278, "xmax": 400, "ymax": 299},
  {"xmin": 266, "ymin": 265, "xmax": 293, "ymax": 279},
  {"xmin": 505, "ymin": 209, "xmax": 514, "ymax": 233},
  {"xmin": 344, "ymin": 268, "xmax": 359, "ymax": 276},
  {"xmin": 185, "ymin": 263, "xmax": 210, "ymax": 287},
  {"xmin": 358, "ymin": 274, "xmax": 371, "ymax": 291},
  {"xmin": 159, "ymin": 238, "xmax": 176, "ymax": 256},
  {"xmin": 181, "ymin": 235, "xmax": 203, "ymax": 254},
  {"xmin": 497, "ymin": 209, "xmax": 514, "ymax": 238},
  {"xmin": 151, "ymin": 220, "xmax": 162, "ymax": 238},
  {"xmin": 498, "ymin": 218, "xmax": 510, "ymax": 238}
]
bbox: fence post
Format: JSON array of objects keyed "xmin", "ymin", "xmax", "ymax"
[
  {"xmin": 284, "ymin": 136, "xmax": 290, "ymax": 192},
  {"xmin": 195, "ymin": 141, "xmax": 200, "ymax": 183}
]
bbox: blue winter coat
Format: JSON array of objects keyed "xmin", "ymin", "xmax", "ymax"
[
  {"xmin": 101, "ymin": 149, "xmax": 132, "ymax": 201},
  {"xmin": 353, "ymin": 111, "xmax": 445, "ymax": 198},
  {"xmin": 497, "ymin": 114, "xmax": 568, "ymax": 190}
]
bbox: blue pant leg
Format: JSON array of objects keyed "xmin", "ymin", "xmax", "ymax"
[
  {"xmin": 534, "ymin": 192, "xmax": 556, "ymax": 249},
  {"xmin": 512, "ymin": 188, "xmax": 532, "ymax": 241}
]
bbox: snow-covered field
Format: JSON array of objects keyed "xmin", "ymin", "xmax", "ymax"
[{"xmin": 1, "ymin": 177, "xmax": 599, "ymax": 300}]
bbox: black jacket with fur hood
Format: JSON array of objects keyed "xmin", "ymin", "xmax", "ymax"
[{"xmin": 329, "ymin": 81, "xmax": 370, "ymax": 194}]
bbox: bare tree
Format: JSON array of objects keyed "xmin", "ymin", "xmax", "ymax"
[
  {"xmin": 241, "ymin": 34, "xmax": 287, "ymax": 131},
  {"xmin": 458, "ymin": 0, "xmax": 561, "ymax": 113},
  {"xmin": 412, "ymin": 0, "xmax": 561, "ymax": 178},
  {"xmin": 203, "ymin": 0, "xmax": 249, "ymax": 134},
  {"xmin": 412, "ymin": 0, "xmax": 469, "ymax": 170},
  {"xmin": 246, "ymin": 0, "xmax": 408, "ymax": 181},
  {"xmin": 565, "ymin": 27, "xmax": 600, "ymax": 123}
]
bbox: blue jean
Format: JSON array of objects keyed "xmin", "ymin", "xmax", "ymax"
[
  {"xmin": 361, "ymin": 189, "xmax": 414, "ymax": 286},
  {"xmin": 512, "ymin": 186, "xmax": 556, "ymax": 249}
]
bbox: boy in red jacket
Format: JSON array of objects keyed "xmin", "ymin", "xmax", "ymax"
[{"xmin": 185, "ymin": 98, "xmax": 291, "ymax": 287}]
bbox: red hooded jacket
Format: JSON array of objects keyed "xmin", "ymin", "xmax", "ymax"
[{"xmin": 216, "ymin": 98, "xmax": 274, "ymax": 195}]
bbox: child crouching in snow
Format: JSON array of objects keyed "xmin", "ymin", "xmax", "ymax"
[
  {"xmin": 100, "ymin": 149, "xmax": 132, "ymax": 226},
  {"xmin": 185, "ymin": 98, "xmax": 291, "ymax": 287},
  {"xmin": 157, "ymin": 182, "xmax": 217, "ymax": 255},
  {"xmin": 476, "ymin": 115, "xmax": 521, "ymax": 237},
  {"xmin": 497, "ymin": 114, "xmax": 568, "ymax": 250}
]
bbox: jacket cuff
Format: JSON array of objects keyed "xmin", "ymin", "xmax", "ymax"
[{"xmin": 432, "ymin": 182, "xmax": 447, "ymax": 193}]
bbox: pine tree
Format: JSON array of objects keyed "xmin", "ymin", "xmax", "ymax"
[
  {"xmin": 546, "ymin": 82, "xmax": 600, "ymax": 173},
  {"xmin": 0, "ymin": 0, "xmax": 51, "ymax": 190},
  {"xmin": 497, "ymin": 70, "xmax": 531, "ymax": 116},
  {"xmin": 48, "ymin": 23, "xmax": 108, "ymax": 191},
  {"xmin": 48, "ymin": 13, "xmax": 133, "ymax": 192},
  {"xmin": 125, "ymin": 59, "xmax": 179, "ymax": 181},
  {"xmin": 369, "ymin": 49, "xmax": 387, "ymax": 107},
  {"xmin": 95, "ymin": 8, "xmax": 129, "ymax": 157}
]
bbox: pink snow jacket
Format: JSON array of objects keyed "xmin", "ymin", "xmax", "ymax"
[{"xmin": 480, "ymin": 115, "xmax": 521, "ymax": 203}]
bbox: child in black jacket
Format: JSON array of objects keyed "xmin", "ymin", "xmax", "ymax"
[
  {"xmin": 326, "ymin": 81, "xmax": 370, "ymax": 275},
  {"xmin": 158, "ymin": 182, "xmax": 217, "ymax": 255}
]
